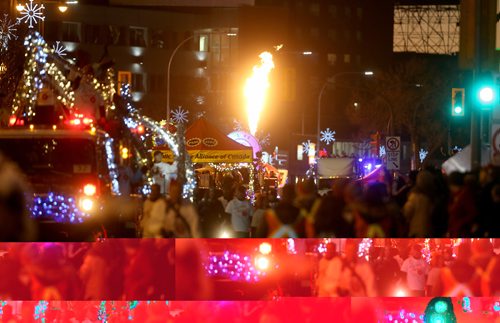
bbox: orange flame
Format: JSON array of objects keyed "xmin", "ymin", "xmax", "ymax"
[{"xmin": 244, "ymin": 52, "xmax": 275, "ymax": 136}]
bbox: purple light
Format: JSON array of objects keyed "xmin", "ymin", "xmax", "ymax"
[
  {"xmin": 30, "ymin": 192, "xmax": 91, "ymax": 223},
  {"xmin": 205, "ymin": 251, "xmax": 266, "ymax": 282}
]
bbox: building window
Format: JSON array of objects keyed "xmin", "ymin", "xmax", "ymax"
[
  {"xmin": 310, "ymin": 3, "xmax": 320, "ymax": 16},
  {"xmin": 327, "ymin": 29, "xmax": 336, "ymax": 41},
  {"xmin": 345, "ymin": 7, "xmax": 352, "ymax": 18},
  {"xmin": 151, "ymin": 29, "xmax": 165, "ymax": 49},
  {"xmin": 62, "ymin": 22, "xmax": 81, "ymax": 42},
  {"xmin": 357, "ymin": 7, "xmax": 363, "ymax": 19},
  {"xmin": 130, "ymin": 27, "xmax": 147, "ymax": 47},
  {"xmin": 343, "ymin": 54, "xmax": 350, "ymax": 63},
  {"xmin": 328, "ymin": 5, "xmax": 337, "ymax": 17},
  {"xmin": 83, "ymin": 24, "xmax": 101, "ymax": 44},
  {"xmin": 327, "ymin": 53, "xmax": 337, "ymax": 66},
  {"xmin": 117, "ymin": 71, "xmax": 131, "ymax": 95},
  {"xmin": 199, "ymin": 35, "xmax": 208, "ymax": 52},
  {"xmin": 310, "ymin": 27, "xmax": 319, "ymax": 38},
  {"xmin": 356, "ymin": 31, "xmax": 362, "ymax": 42},
  {"xmin": 131, "ymin": 73, "xmax": 145, "ymax": 92}
]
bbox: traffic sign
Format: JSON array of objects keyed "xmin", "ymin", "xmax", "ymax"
[
  {"xmin": 386, "ymin": 136, "xmax": 401, "ymax": 170},
  {"xmin": 386, "ymin": 137, "xmax": 400, "ymax": 151}
]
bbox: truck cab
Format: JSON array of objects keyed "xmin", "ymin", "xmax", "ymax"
[{"xmin": 0, "ymin": 124, "xmax": 139, "ymax": 240}]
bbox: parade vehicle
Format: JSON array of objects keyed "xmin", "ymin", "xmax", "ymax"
[
  {"xmin": 0, "ymin": 116, "xmax": 142, "ymax": 241},
  {"xmin": 0, "ymin": 30, "xmax": 147, "ymax": 240}
]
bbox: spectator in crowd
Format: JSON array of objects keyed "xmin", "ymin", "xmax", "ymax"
[
  {"xmin": 250, "ymin": 193, "xmax": 269, "ymax": 237},
  {"xmin": 314, "ymin": 178, "xmax": 353, "ymax": 237},
  {"xmin": 197, "ymin": 188, "xmax": 226, "ymax": 238},
  {"xmin": 447, "ymin": 172, "xmax": 478, "ymax": 237},
  {"xmin": 426, "ymin": 252, "xmax": 444, "ymax": 296},
  {"xmin": 0, "ymin": 153, "xmax": 36, "ymax": 241},
  {"xmin": 432, "ymin": 241, "xmax": 481, "ymax": 297},
  {"xmin": 257, "ymin": 184, "xmax": 305, "ymax": 238},
  {"xmin": 401, "ymin": 244, "xmax": 429, "ymax": 296},
  {"xmin": 175, "ymin": 239, "xmax": 213, "ymax": 300},
  {"xmin": 403, "ymin": 171, "xmax": 439, "ymax": 237},
  {"xmin": 27, "ymin": 243, "xmax": 82, "ymax": 300},
  {"xmin": 141, "ymin": 184, "xmax": 168, "ymax": 238},
  {"xmin": 352, "ymin": 182, "xmax": 400, "ymax": 238},
  {"xmin": 337, "ymin": 239, "xmax": 376, "ymax": 297},
  {"xmin": 295, "ymin": 179, "xmax": 321, "ymax": 238},
  {"xmin": 373, "ymin": 246, "xmax": 402, "ymax": 296},
  {"xmin": 164, "ymin": 179, "xmax": 201, "ymax": 238},
  {"xmin": 225, "ymin": 185, "xmax": 253, "ymax": 238},
  {"xmin": 315, "ymin": 242, "xmax": 343, "ymax": 297}
]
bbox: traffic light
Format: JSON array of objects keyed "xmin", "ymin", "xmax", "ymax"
[
  {"xmin": 451, "ymin": 88, "xmax": 464, "ymax": 116},
  {"xmin": 424, "ymin": 298, "xmax": 456, "ymax": 323},
  {"xmin": 474, "ymin": 73, "xmax": 497, "ymax": 110},
  {"xmin": 476, "ymin": 84, "xmax": 497, "ymax": 110}
]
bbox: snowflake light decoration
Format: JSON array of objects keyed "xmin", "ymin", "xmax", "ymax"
[
  {"xmin": 419, "ymin": 148, "xmax": 428, "ymax": 163},
  {"xmin": 52, "ymin": 41, "xmax": 67, "ymax": 57},
  {"xmin": 171, "ymin": 106, "xmax": 189, "ymax": 124},
  {"xmin": 0, "ymin": 14, "xmax": 19, "ymax": 50},
  {"xmin": 379, "ymin": 145, "xmax": 386, "ymax": 157},
  {"xmin": 17, "ymin": 0, "xmax": 45, "ymax": 29},
  {"xmin": 320, "ymin": 128, "xmax": 336, "ymax": 145},
  {"xmin": 195, "ymin": 111, "xmax": 206, "ymax": 119},
  {"xmin": 302, "ymin": 140, "xmax": 314, "ymax": 156}
]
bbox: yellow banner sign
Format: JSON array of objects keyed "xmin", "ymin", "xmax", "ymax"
[{"xmin": 153, "ymin": 149, "xmax": 253, "ymax": 163}]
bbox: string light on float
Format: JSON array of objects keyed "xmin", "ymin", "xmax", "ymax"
[{"xmin": 244, "ymin": 51, "xmax": 275, "ymax": 136}]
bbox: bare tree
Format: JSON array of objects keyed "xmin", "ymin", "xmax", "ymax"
[{"xmin": 347, "ymin": 57, "xmax": 454, "ymax": 169}]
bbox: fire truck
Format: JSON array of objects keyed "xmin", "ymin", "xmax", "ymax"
[{"xmin": 0, "ymin": 32, "xmax": 150, "ymax": 240}]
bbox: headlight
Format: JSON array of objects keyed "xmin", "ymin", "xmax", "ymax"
[
  {"xmin": 79, "ymin": 197, "xmax": 94, "ymax": 212},
  {"xmin": 255, "ymin": 255, "xmax": 270, "ymax": 271},
  {"xmin": 259, "ymin": 242, "xmax": 272, "ymax": 255}
]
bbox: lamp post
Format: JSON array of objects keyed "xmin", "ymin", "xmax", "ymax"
[
  {"xmin": 166, "ymin": 34, "xmax": 195, "ymax": 122},
  {"xmin": 316, "ymin": 70, "xmax": 373, "ymax": 182}
]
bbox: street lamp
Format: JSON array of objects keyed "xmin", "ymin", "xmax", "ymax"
[
  {"xmin": 166, "ymin": 34, "xmax": 195, "ymax": 122},
  {"xmin": 316, "ymin": 70, "xmax": 373, "ymax": 180}
]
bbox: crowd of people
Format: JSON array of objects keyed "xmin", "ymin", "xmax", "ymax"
[
  {"xmin": 176, "ymin": 165, "xmax": 500, "ymax": 239},
  {"xmin": 0, "ymin": 240, "xmax": 174, "ymax": 300},
  {"xmin": 315, "ymin": 239, "xmax": 500, "ymax": 297}
]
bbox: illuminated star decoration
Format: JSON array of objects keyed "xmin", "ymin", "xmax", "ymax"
[
  {"xmin": 0, "ymin": 14, "xmax": 19, "ymax": 50},
  {"xmin": 302, "ymin": 140, "xmax": 314, "ymax": 156},
  {"xmin": 52, "ymin": 41, "xmax": 67, "ymax": 57},
  {"xmin": 17, "ymin": 0, "xmax": 45, "ymax": 29},
  {"xmin": 171, "ymin": 106, "xmax": 189, "ymax": 124},
  {"xmin": 419, "ymin": 148, "xmax": 428, "ymax": 163},
  {"xmin": 320, "ymin": 128, "xmax": 336, "ymax": 145}
]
